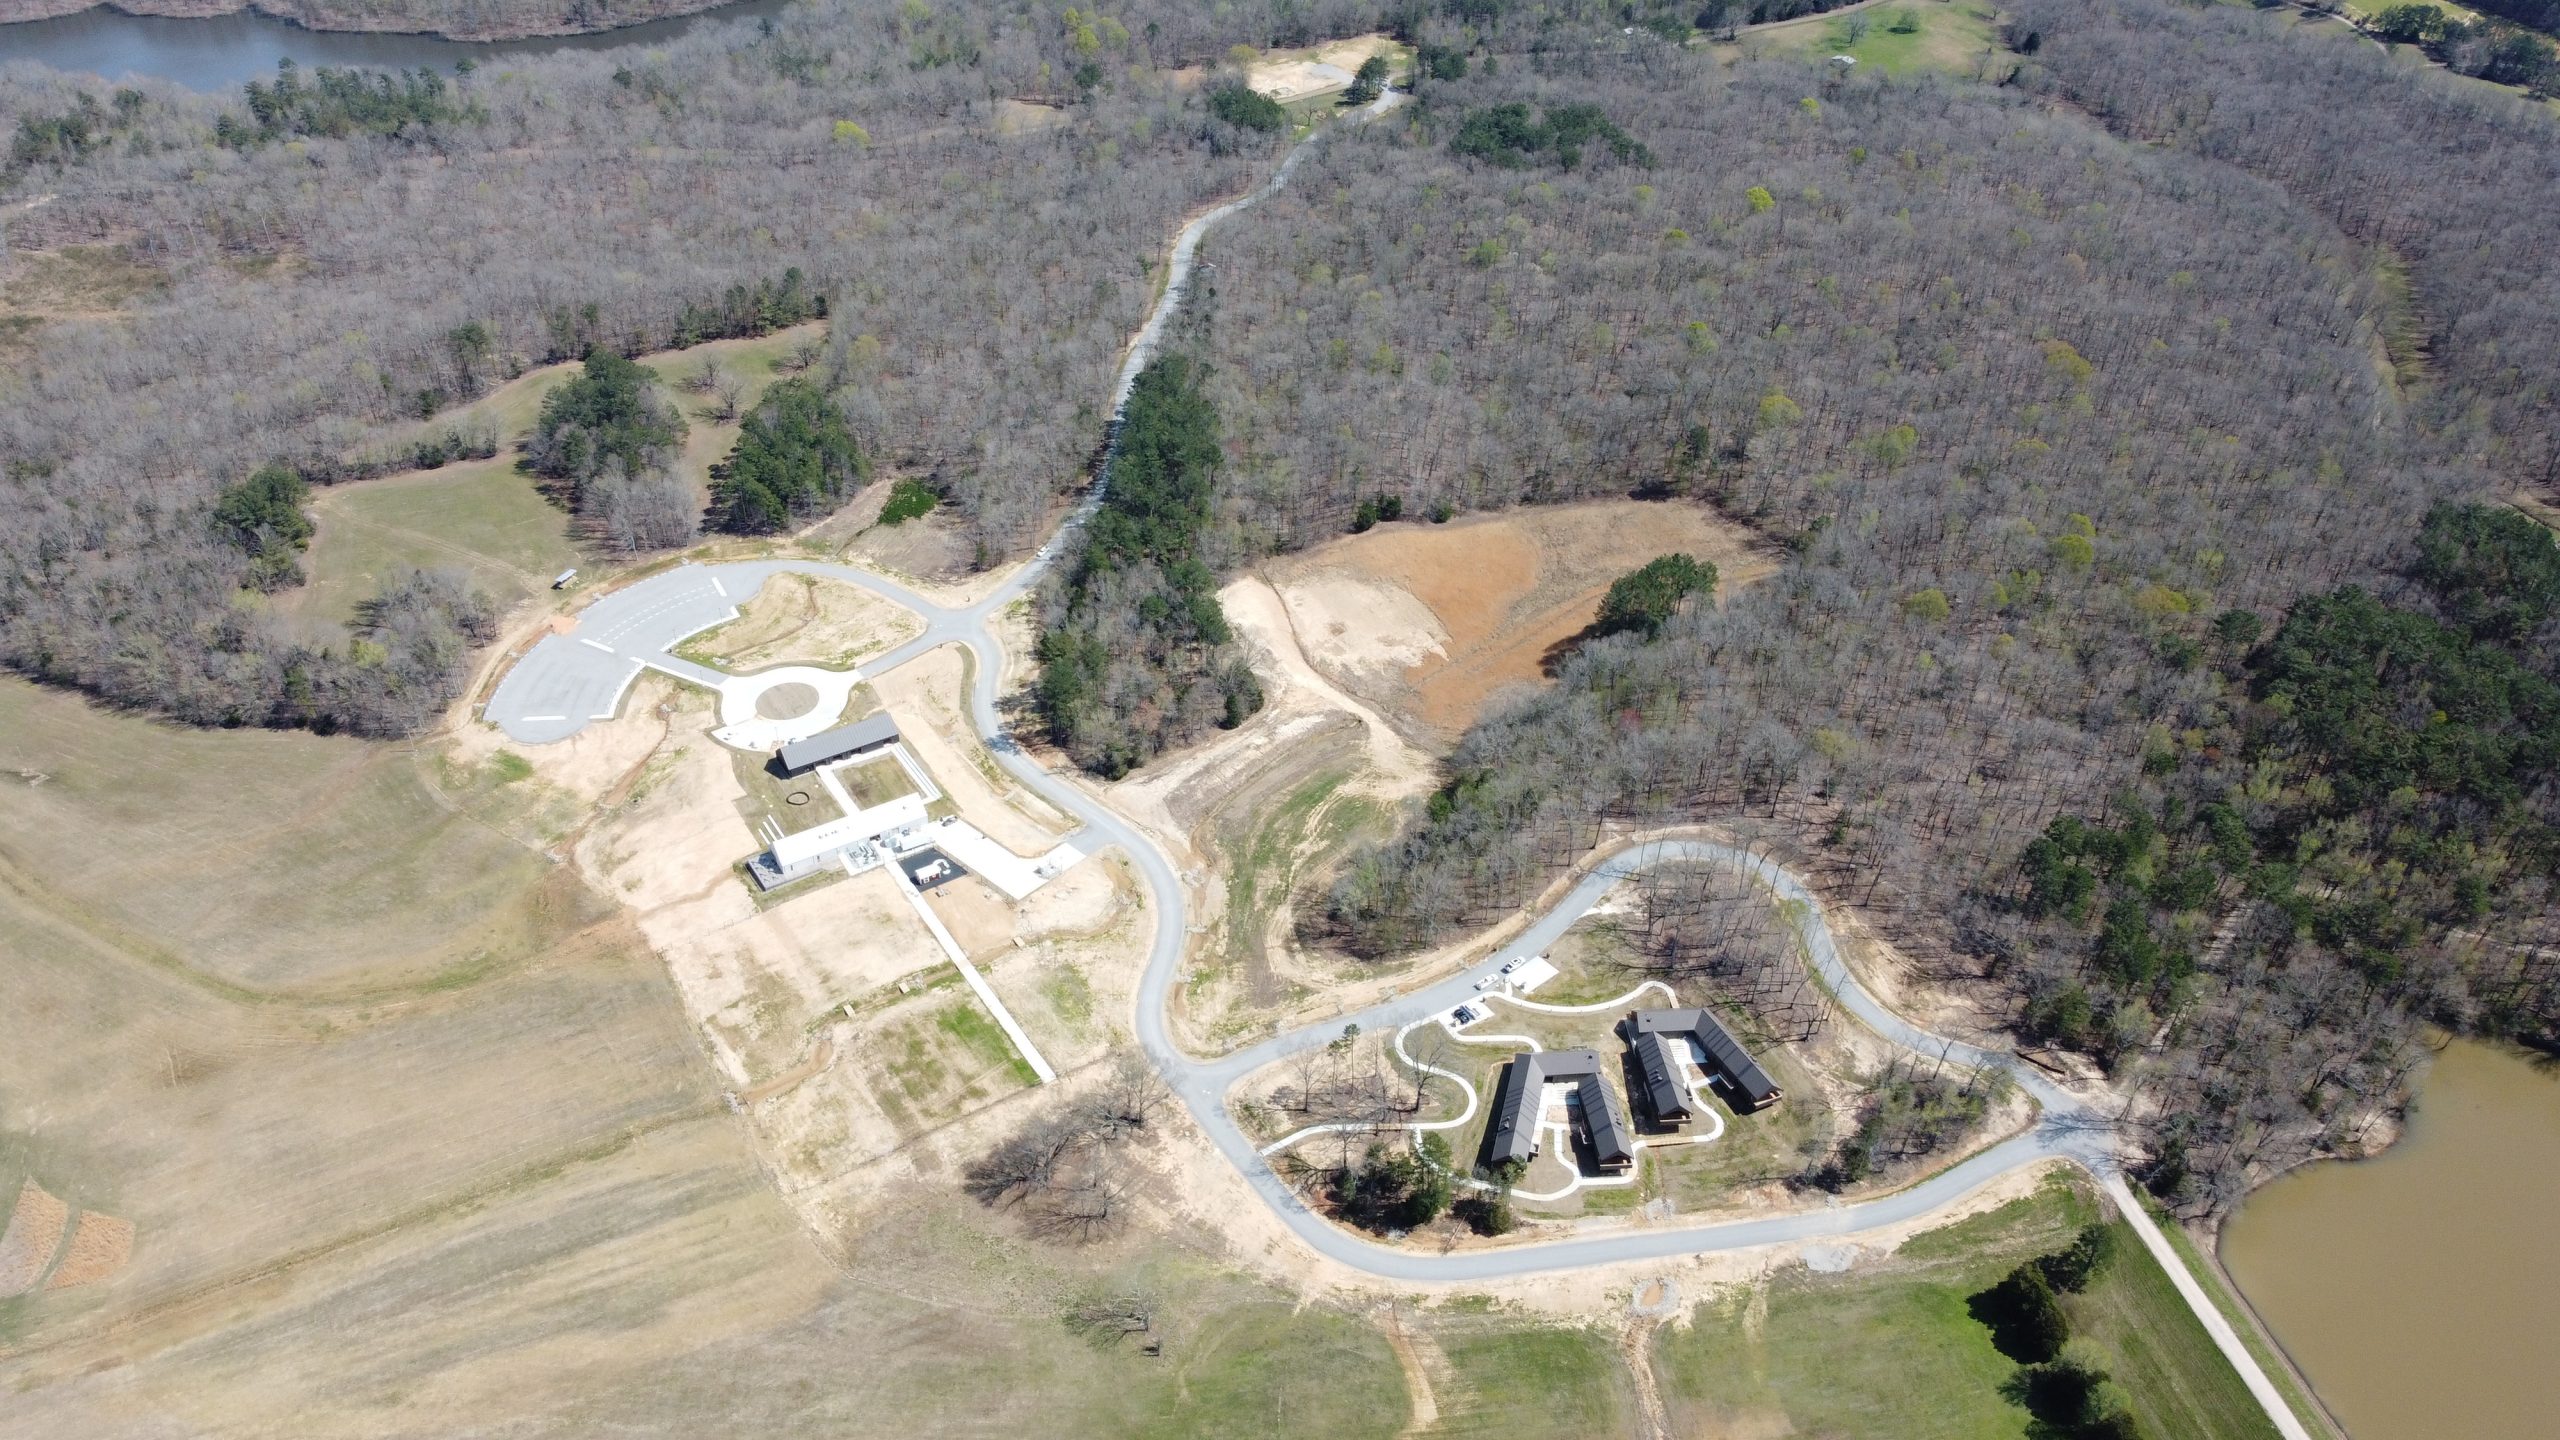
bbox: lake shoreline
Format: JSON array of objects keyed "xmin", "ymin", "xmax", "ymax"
[
  {"xmin": 2219, "ymin": 1037, "xmax": 2560, "ymax": 1440},
  {"xmin": 0, "ymin": 0, "xmax": 750, "ymax": 43}
]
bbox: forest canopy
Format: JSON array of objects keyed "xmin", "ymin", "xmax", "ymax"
[
  {"xmin": 1036, "ymin": 354, "xmax": 1262, "ymax": 777},
  {"xmin": 708, "ymin": 379, "xmax": 868, "ymax": 535}
]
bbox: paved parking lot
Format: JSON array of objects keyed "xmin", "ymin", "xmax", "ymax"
[{"xmin": 485, "ymin": 565, "xmax": 742, "ymax": 743}]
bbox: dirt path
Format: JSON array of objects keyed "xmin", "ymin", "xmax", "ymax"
[
  {"xmin": 1381, "ymin": 1306, "xmax": 1442, "ymax": 1436},
  {"xmin": 1621, "ymin": 1315, "xmax": 1673, "ymax": 1440},
  {"xmin": 740, "ymin": 1035, "xmax": 836, "ymax": 1105}
]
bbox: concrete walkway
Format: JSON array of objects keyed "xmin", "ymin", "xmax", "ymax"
[{"xmin": 881, "ymin": 857, "xmax": 1057, "ymax": 1085}]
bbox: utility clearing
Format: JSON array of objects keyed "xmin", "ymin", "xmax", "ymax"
[{"xmin": 1260, "ymin": 499, "xmax": 1774, "ymax": 747}]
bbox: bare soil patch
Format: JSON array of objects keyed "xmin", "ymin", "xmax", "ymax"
[
  {"xmin": 1247, "ymin": 34, "xmax": 1405, "ymax": 101},
  {"xmin": 0, "ymin": 1180, "xmax": 70, "ymax": 1295},
  {"xmin": 1262, "ymin": 499, "xmax": 1776, "ymax": 747},
  {"xmin": 678, "ymin": 573, "xmax": 923, "ymax": 673},
  {"xmin": 44, "ymin": 1210, "xmax": 134, "ymax": 1290}
]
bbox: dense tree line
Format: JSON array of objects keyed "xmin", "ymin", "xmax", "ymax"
[
  {"xmin": 707, "ymin": 378, "xmax": 868, "ymax": 534},
  {"xmin": 214, "ymin": 61, "xmax": 480, "ymax": 148},
  {"xmin": 0, "ymin": 0, "xmax": 1371, "ymax": 735},
  {"xmin": 1036, "ymin": 354, "xmax": 1263, "ymax": 774},
  {"xmin": 1160, "ymin": 42, "xmax": 2553, "ymax": 1209}
]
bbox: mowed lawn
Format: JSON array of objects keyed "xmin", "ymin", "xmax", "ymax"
[
  {"xmin": 1656, "ymin": 1177, "xmax": 2283, "ymax": 1439},
  {"xmin": 1429, "ymin": 1324, "xmax": 1634, "ymax": 1439},
  {"xmin": 2067, "ymin": 1220, "xmax": 2285, "ymax": 1440},
  {"xmin": 291, "ymin": 458, "xmax": 581, "ymax": 629},
  {"xmin": 286, "ymin": 322, "xmax": 827, "ymax": 633}
]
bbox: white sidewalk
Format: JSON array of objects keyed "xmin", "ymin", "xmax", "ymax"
[{"xmin": 878, "ymin": 857, "xmax": 1057, "ymax": 1084}]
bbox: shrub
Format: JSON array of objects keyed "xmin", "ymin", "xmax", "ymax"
[
  {"xmin": 1207, "ymin": 84, "xmax": 1287, "ymax": 132},
  {"xmin": 1596, "ymin": 553, "xmax": 1718, "ymax": 637},
  {"xmin": 879, "ymin": 478, "xmax": 940, "ymax": 525},
  {"xmin": 212, "ymin": 464, "xmax": 314, "ymax": 592}
]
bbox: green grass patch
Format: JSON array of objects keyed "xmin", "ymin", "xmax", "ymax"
[
  {"xmin": 1656, "ymin": 1177, "xmax": 2091, "ymax": 1438},
  {"xmin": 878, "ymin": 478, "xmax": 940, "ymax": 525},
  {"xmin": 1743, "ymin": 0, "xmax": 2004, "ymax": 78},
  {"xmin": 2065, "ymin": 1221, "xmax": 2284, "ymax": 1440},
  {"xmin": 488, "ymin": 751, "xmax": 535, "ymax": 785},
  {"xmin": 839, "ymin": 755, "xmax": 918, "ymax": 809},
  {"xmin": 936, "ymin": 1000, "xmax": 1039, "ymax": 1087},
  {"xmin": 1431, "ymin": 1324, "xmax": 1632, "ymax": 1439},
  {"xmin": 1219, "ymin": 766, "xmax": 1387, "ymax": 973},
  {"xmin": 1093, "ymin": 1299, "xmax": 1406, "ymax": 1440},
  {"xmin": 2132, "ymin": 1189, "xmax": 2336, "ymax": 1438},
  {"xmin": 1657, "ymin": 1175, "xmax": 2292, "ymax": 1440},
  {"xmin": 293, "ymin": 458, "xmax": 579, "ymax": 629},
  {"xmin": 1040, "ymin": 964, "xmax": 1096, "ymax": 1030}
]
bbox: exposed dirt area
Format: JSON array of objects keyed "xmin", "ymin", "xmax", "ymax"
[
  {"xmin": 833, "ymin": 506, "xmax": 982, "ymax": 596},
  {"xmin": 43, "ymin": 1210, "xmax": 134, "ymax": 1290},
  {"xmin": 1246, "ymin": 33, "xmax": 1405, "ymax": 100},
  {"xmin": 0, "ymin": 1180, "xmax": 70, "ymax": 1295},
  {"xmin": 1097, "ymin": 571, "xmax": 1441, "ymax": 1054},
  {"xmin": 923, "ymin": 876, "xmax": 1017, "ymax": 958},
  {"xmin": 1260, "ymin": 499, "xmax": 1778, "ymax": 747},
  {"xmin": 869, "ymin": 643, "xmax": 1073, "ymax": 854},
  {"xmin": 677, "ymin": 573, "xmax": 923, "ymax": 673}
]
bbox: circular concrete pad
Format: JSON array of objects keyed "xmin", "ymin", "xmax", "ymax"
[{"xmin": 755, "ymin": 682, "xmax": 820, "ymax": 720}]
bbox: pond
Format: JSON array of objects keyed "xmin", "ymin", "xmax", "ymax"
[
  {"xmin": 1, "ymin": 0, "xmax": 791, "ymax": 92},
  {"xmin": 2221, "ymin": 1038, "xmax": 2560, "ymax": 1440}
]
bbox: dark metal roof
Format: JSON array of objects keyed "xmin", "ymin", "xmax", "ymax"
[
  {"xmin": 1631, "ymin": 1029, "xmax": 1690, "ymax": 1122},
  {"xmin": 1487, "ymin": 1048, "xmax": 1635, "ymax": 1169},
  {"xmin": 1630, "ymin": 1007, "xmax": 1781, "ymax": 1111},
  {"xmin": 775, "ymin": 712, "xmax": 899, "ymax": 773}
]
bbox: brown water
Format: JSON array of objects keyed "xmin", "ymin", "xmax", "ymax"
[{"xmin": 2222, "ymin": 1039, "xmax": 2560, "ymax": 1440}]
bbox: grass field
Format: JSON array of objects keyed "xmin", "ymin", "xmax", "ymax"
[
  {"xmin": 288, "ymin": 322, "xmax": 827, "ymax": 637},
  {"xmin": 1738, "ymin": 0, "xmax": 2006, "ymax": 77},
  {"xmin": 1429, "ymin": 1323, "xmax": 1636, "ymax": 1438},
  {"xmin": 857, "ymin": 996, "xmax": 1037, "ymax": 1135},
  {"xmin": 0, "ymin": 679, "xmax": 600, "ymax": 997},
  {"xmin": 2067, "ymin": 1220, "xmax": 2284, "ymax": 1440},
  {"xmin": 1655, "ymin": 1177, "xmax": 2285, "ymax": 1440},
  {"xmin": 289, "ymin": 457, "xmax": 583, "ymax": 630},
  {"xmin": 0, "ymin": 667, "xmax": 1450, "ymax": 1438}
]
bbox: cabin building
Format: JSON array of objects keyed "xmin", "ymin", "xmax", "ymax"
[{"xmin": 1628, "ymin": 1007, "xmax": 1782, "ymax": 1117}]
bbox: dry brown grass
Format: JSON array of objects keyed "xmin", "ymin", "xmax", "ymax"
[{"xmin": 676, "ymin": 573, "xmax": 923, "ymax": 673}]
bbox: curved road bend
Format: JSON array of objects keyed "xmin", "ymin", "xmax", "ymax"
[{"xmin": 481, "ymin": 84, "xmax": 2311, "ymax": 1439}]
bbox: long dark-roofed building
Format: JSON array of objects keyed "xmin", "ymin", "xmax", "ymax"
[
  {"xmin": 1629, "ymin": 1007, "xmax": 1782, "ymax": 1117},
  {"xmin": 775, "ymin": 713, "xmax": 900, "ymax": 775},
  {"xmin": 1486, "ymin": 1048, "xmax": 1635, "ymax": 1174}
]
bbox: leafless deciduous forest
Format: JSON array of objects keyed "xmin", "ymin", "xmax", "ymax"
[
  {"xmin": 1188, "ymin": 30, "xmax": 2556, "ymax": 1208},
  {"xmin": 0, "ymin": 0, "xmax": 1376, "ymax": 731},
  {"xmin": 0, "ymin": 0, "xmax": 744, "ymax": 42}
]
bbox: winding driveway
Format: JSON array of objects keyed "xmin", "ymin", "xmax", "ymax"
[{"xmin": 482, "ymin": 86, "xmax": 2312, "ymax": 1440}]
